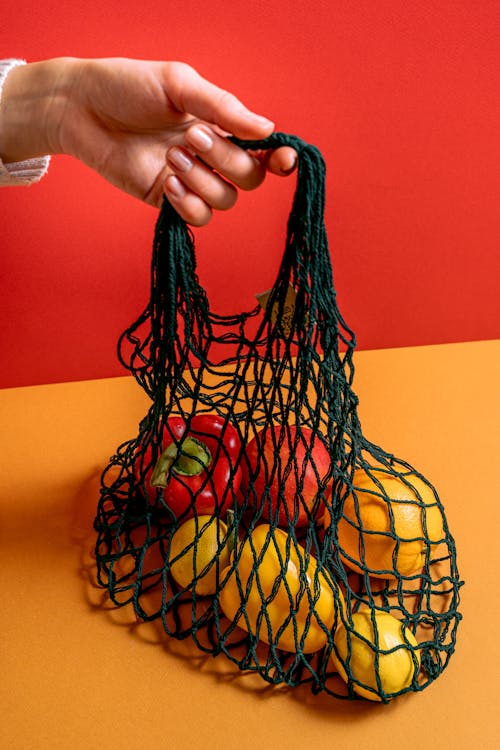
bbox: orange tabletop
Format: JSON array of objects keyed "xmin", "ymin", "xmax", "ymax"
[{"xmin": 1, "ymin": 340, "xmax": 499, "ymax": 750}]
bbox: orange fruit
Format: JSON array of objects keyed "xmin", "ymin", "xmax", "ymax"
[
  {"xmin": 331, "ymin": 609, "xmax": 421, "ymax": 701},
  {"xmin": 333, "ymin": 469, "xmax": 444, "ymax": 579}
]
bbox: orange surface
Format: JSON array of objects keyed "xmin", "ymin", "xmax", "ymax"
[{"xmin": 1, "ymin": 340, "xmax": 499, "ymax": 749}]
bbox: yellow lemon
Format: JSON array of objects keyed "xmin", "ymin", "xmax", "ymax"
[
  {"xmin": 335, "ymin": 469, "xmax": 444, "ymax": 578},
  {"xmin": 219, "ymin": 525, "xmax": 345, "ymax": 653},
  {"xmin": 331, "ymin": 610, "xmax": 421, "ymax": 701},
  {"xmin": 169, "ymin": 515, "xmax": 229, "ymax": 596}
]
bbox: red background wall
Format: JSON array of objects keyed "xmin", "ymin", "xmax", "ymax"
[{"xmin": 1, "ymin": 1, "xmax": 499, "ymax": 388}]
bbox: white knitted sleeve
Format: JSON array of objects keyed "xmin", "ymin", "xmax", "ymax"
[{"xmin": 0, "ymin": 59, "xmax": 51, "ymax": 186}]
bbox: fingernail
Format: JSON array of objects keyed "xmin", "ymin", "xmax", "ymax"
[
  {"xmin": 167, "ymin": 147, "xmax": 193, "ymax": 172},
  {"xmin": 165, "ymin": 175, "xmax": 186, "ymax": 199},
  {"xmin": 186, "ymin": 126, "xmax": 214, "ymax": 152}
]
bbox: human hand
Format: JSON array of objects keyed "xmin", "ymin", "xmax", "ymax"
[{"xmin": 0, "ymin": 58, "xmax": 297, "ymax": 225}]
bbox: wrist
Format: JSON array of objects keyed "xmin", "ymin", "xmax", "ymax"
[{"xmin": 0, "ymin": 57, "xmax": 81, "ymax": 163}]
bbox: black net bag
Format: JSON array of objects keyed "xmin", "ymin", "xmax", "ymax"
[{"xmin": 94, "ymin": 133, "xmax": 463, "ymax": 702}]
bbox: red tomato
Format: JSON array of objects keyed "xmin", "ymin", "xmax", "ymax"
[{"xmin": 244, "ymin": 425, "xmax": 331, "ymax": 527}]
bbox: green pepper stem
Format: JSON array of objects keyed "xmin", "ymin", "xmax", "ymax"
[{"xmin": 150, "ymin": 436, "xmax": 212, "ymax": 487}]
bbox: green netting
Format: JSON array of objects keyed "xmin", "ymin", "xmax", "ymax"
[{"xmin": 94, "ymin": 133, "xmax": 463, "ymax": 702}]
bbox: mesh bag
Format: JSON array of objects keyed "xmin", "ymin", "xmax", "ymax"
[{"xmin": 94, "ymin": 133, "xmax": 463, "ymax": 702}]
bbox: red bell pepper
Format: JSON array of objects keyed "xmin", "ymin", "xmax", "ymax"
[{"xmin": 137, "ymin": 414, "xmax": 242, "ymax": 518}]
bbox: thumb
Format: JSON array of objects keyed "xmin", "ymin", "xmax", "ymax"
[{"xmin": 163, "ymin": 62, "xmax": 275, "ymax": 139}]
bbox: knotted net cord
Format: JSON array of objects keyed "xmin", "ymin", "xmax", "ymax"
[{"xmin": 94, "ymin": 133, "xmax": 462, "ymax": 701}]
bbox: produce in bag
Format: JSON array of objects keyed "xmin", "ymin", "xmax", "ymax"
[{"xmin": 94, "ymin": 133, "xmax": 462, "ymax": 701}]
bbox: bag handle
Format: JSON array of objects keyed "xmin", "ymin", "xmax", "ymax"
[
  {"xmin": 119, "ymin": 133, "xmax": 356, "ymax": 392},
  {"xmin": 230, "ymin": 133, "xmax": 355, "ymax": 350}
]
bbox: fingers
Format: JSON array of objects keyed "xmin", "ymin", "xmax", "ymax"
[
  {"xmin": 185, "ymin": 125, "xmax": 267, "ymax": 190},
  {"xmin": 160, "ymin": 62, "xmax": 299, "ymax": 224},
  {"xmin": 163, "ymin": 175, "xmax": 213, "ymax": 226},
  {"xmin": 182, "ymin": 125, "xmax": 297, "ymax": 184},
  {"xmin": 262, "ymin": 146, "xmax": 298, "ymax": 176},
  {"xmin": 163, "ymin": 123, "xmax": 298, "ymax": 226},
  {"xmin": 164, "ymin": 62, "xmax": 275, "ymax": 140},
  {"xmin": 163, "ymin": 124, "xmax": 265, "ymax": 225},
  {"xmin": 163, "ymin": 144, "xmax": 238, "ymax": 226}
]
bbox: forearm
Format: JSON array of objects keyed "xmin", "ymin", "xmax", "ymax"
[{"xmin": 0, "ymin": 57, "xmax": 78, "ymax": 163}]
